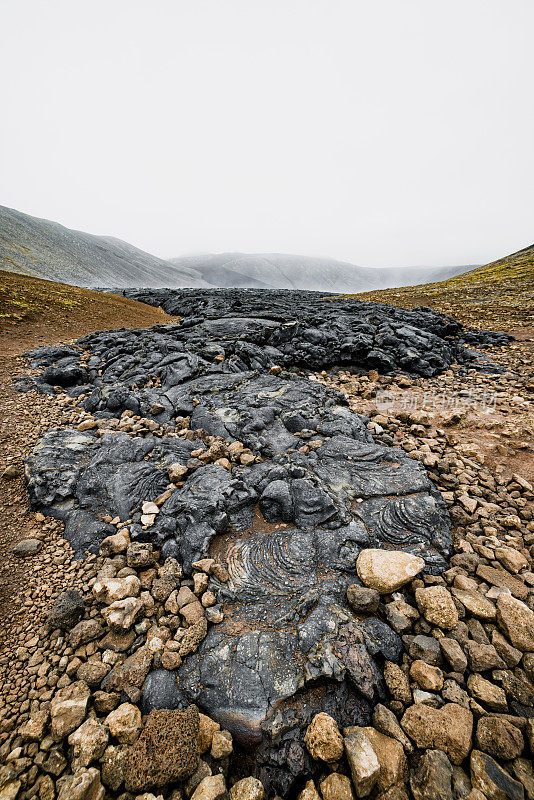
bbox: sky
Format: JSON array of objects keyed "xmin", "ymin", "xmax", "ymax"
[{"xmin": 1, "ymin": 0, "xmax": 533, "ymax": 267}]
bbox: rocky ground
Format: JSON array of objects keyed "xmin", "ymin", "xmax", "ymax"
[{"xmin": 0, "ymin": 275, "xmax": 533, "ymax": 800}]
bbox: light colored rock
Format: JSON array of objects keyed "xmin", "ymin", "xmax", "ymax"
[
  {"xmin": 101, "ymin": 597, "xmax": 143, "ymax": 630},
  {"xmin": 198, "ymin": 713, "xmax": 220, "ymax": 754},
  {"xmin": 50, "ymin": 680, "xmax": 91, "ymax": 740},
  {"xmin": 409, "ymin": 660, "xmax": 444, "ymax": 691},
  {"xmin": 495, "ymin": 546, "xmax": 528, "ymax": 574},
  {"xmin": 343, "ymin": 729, "xmax": 380, "ymax": 797},
  {"xmin": 93, "ymin": 575, "xmax": 140, "ymax": 604},
  {"xmin": 451, "ymin": 588, "xmax": 496, "ymax": 620},
  {"xmin": 320, "ymin": 773, "xmax": 356, "ymax": 800},
  {"xmin": 297, "ymin": 780, "xmax": 321, "ymax": 800},
  {"xmin": 12, "ymin": 538, "xmax": 42, "ymax": 556},
  {"xmin": 356, "ymin": 549, "xmax": 424, "ymax": 593},
  {"xmin": 360, "ymin": 727, "xmax": 407, "ymax": 792},
  {"xmin": 190, "ymin": 774, "xmax": 226, "ymax": 800},
  {"xmin": 415, "ymin": 586, "xmax": 459, "ymax": 630},
  {"xmin": 99, "ymin": 530, "xmax": 130, "ymax": 556},
  {"xmin": 169, "ymin": 463, "xmax": 188, "ymax": 482},
  {"xmin": 105, "ymin": 703, "xmax": 142, "ymax": 743},
  {"xmin": 384, "ymin": 661, "xmax": 412, "ymax": 703},
  {"xmin": 467, "ymin": 674, "xmax": 508, "ymax": 712},
  {"xmin": 401, "ymin": 703, "xmax": 473, "ymax": 764},
  {"xmin": 0, "ymin": 781, "xmax": 22, "ymax": 800},
  {"xmin": 304, "ymin": 712, "xmax": 344, "ymax": 763},
  {"xmin": 496, "ymin": 593, "xmax": 534, "ymax": 652},
  {"xmin": 57, "ymin": 767, "xmax": 105, "ymax": 800},
  {"xmin": 475, "ymin": 717, "xmax": 524, "ymax": 760},
  {"xmin": 68, "ymin": 718, "xmax": 109, "ymax": 766},
  {"xmin": 211, "ymin": 730, "xmax": 233, "ymax": 759},
  {"xmin": 229, "ymin": 777, "xmax": 264, "ymax": 800},
  {"xmin": 19, "ymin": 709, "xmax": 49, "ymax": 740}
]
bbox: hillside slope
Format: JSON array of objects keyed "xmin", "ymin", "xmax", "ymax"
[
  {"xmin": 0, "ymin": 270, "xmax": 175, "ymax": 354},
  {"xmin": 0, "ymin": 205, "xmax": 209, "ymax": 288},
  {"xmin": 350, "ymin": 243, "xmax": 534, "ymax": 332},
  {"xmin": 170, "ymin": 251, "xmax": 473, "ymax": 292}
]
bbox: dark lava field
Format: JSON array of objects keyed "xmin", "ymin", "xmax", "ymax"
[{"xmin": 18, "ymin": 289, "xmax": 513, "ymax": 793}]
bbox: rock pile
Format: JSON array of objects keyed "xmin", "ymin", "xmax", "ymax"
[{"xmin": 4, "ymin": 289, "xmax": 531, "ymax": 799}]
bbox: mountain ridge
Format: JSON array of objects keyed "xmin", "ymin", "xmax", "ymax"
[{"xmin": 0, "ymin": 203, "xmax": 484, "ymax": 292}]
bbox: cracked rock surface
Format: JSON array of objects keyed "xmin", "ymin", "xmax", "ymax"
[{"xmin": 19, "ymin": 288, "xmax": 513, "ymax": 792}]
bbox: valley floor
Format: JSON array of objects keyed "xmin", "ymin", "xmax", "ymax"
[{"xmin": 0, "ymin": 274, "xmax": 532, "ymax": 799}]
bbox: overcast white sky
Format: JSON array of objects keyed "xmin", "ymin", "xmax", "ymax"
[{"xmin": 1, "ymin": 0, "xmax": 533, "ymax": 267}]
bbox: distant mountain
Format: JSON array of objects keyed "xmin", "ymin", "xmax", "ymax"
[
  {"xmin": 0, "ymin": 204, "xmax": 475, "ymax": 293},
  {"xmin": 0, "ymin": 205, "xmax": 209, "ymax": 288},
  {"xmin": 169, "ymin": 252, "xmax": 474, "ymax": 292}
]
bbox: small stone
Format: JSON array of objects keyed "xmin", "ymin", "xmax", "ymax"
[
  {"xmin": 229, "ymin": 778, "xmax": 264, "ymax": 800},
  {"xmin": 304, "ymin": 713, "xmax": 344, "ymax": 763},
  {"xmin": 76, "ymin": 659, "xmax": 110, "ymax": 687},
  {"xmin": 467, "ymin": 674, "xmax": 508, "ymax": 712},
  {"xmin": 477, "ymin": 565, "xmax": 528, "ymax": 601},
  {"xmin": 452, "ymin": 588, "xmax": 496, "ymax": 620},
  {"xmin": 211, "ymin": 730, "xmax": 233, "ymax": 759},
  {"xmin": 69, "ymin": 619, "xmax": 104, "ymax": 649},
  {"xmin": 99, "ymin": 530, "xmax": 130, "ymax": 556},
  {"xmin": 57, "ymin": 767, "xmax": 105, "ymax": 800},
  {"xmin": 410, "ymin": 660, "xmax": 444, "ymax": 691},
  {"xmin": 409, "ymin": 635, "xmax": 442, "ymax": 665},
  {"xmin": 410, "ymin": 749, "xmax": 453, "ymax": 800},
  {"xmin": 141, "ymin": 669, "xmax": 187, "ymax": 714},
  {"xmin": 68, "ymin": 718, "xmax": 109, "ymax": 766},
  {"xmin": 320, "ymin": 773, "xmax": 356, "ymax": 800},
  {"xmin": 343, "ymin": 729, "xmax": 380, "ymax": 797},
  {"xmin": 347, "ymin": 585, "xmax": 380, "ymax": 614},
  {"xmin": 384, "ymin": 661, "xmax": 412, "ymax": 703},
  {"xmin": 105, "ymin": 703, "xmax": 142, "ymax": 744},
  {"xmin": 93, "ymin": 575, "xmax": 140, "ymax": 604},
  {"xmin": 470, "ymin": 750, "xmax": 525, "ymax": 800},
  {"xmin": 198, "ymin": 713, "xmax": 221, "ymax": 754},
  {"xmin": 101, "ymin": 597, "xmax": 143, "ymax": 631},
  {"xmin": 169, "ymin": 463, "xmax": 188, "ymax": 482},
  {"xmin": 190, "ymin": 774, "xmax": 226, "ymax": 800},
  {"xmin": 415, "ymin": 586, "xmax": 459, "ymax": 630},
  {"xmin": 372, "ymin": 704, "xmax": 413, "ymax": 753},
  {"xmin": 127, "ymin": 542, "xmax": 156, "ymax": 568},
  {"xmin": 50, "ymin": 680, "xmax": 91, "ymax": 740},
  {"xmin": 496, "ymin": 594, "xmax": 534, "ymax": 652},
  {"xmin": 491, "ymin": 630, "xmax": 522, "ymax": 667},
  {"xmin": 11, "ymin": 538, "xmax": 42, "ymax": 556},
  {"xmin": 19, "ymin": 709, "xmax": 49, "ymax": 741},
  {"xmin": 2, "ymin": 464, "xmax": 20, "ymax": 479},
  {"xmin": 475, "ymin": 717, "xmax": 524, "ymax": 760},
  {"xmin": 102, "ymin": 644, "xmax": 153, "ymax": 692},
  {"xmin": 440, "ymin": 638, "xmax": 468, "ymax": 672},
  {"xmin": 297, "ymin": 780, "xmax": 321, "ymax": 800},
  {"xmin": 401, "ymin": 703, "xmax": 473, "ymax": 764},
  {"xmin": 101, "ymin": 744, "xmax": 128, "ymax": 791},
  {"xmin": 495, "ymin": 546, "xmax": 528, "ymax": 574},
  {"xmin": 356, "ymin": 549, "xmax": 424, "ymax": 593},
  {"xmin": 464, "ymin": 641, "xmax": 505, "ymax": 671},
  {"xmin": 46, "ymin": 590, "xmax": 85, "ymax": 631},
  {"xmin": 346, "ymin": 726, "xmax": 407, "ymax": 793}
]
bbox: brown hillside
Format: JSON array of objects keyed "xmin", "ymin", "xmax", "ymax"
[{"xmin": 0, "ymin": 270, "xmax": 175, "ymax": 355}]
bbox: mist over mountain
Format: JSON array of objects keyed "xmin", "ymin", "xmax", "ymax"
[
  {"xmin": 0, "ymin": 204, "xmax": 474, "ymax": 292},
  {"xmin": 170, "ymin": 252, "xmax": 474, "ymax": 292},
  {"xmin": 0, "ymin": 205, "xmax": 209, "ymax": 289}
]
